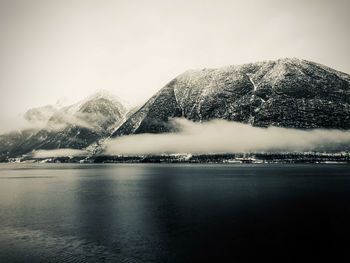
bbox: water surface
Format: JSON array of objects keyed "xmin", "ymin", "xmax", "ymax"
[{"xmin": 0, "ymin": 163, "xmax": 350, "ymax": 262}]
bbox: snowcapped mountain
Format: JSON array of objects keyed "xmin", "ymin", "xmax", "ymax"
[
  {"xmin": 1, "ymin": 58, "xmax": 350, "ymax": 161},
  {"xmin": 0, "ymin": 91, "xmax": 127, "ymax": 161},
  {"xmin": 112, "ymin": 58, "xmax": 350, "ymax": 137}
]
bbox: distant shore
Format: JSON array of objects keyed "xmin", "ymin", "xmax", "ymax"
[{"xmin": 5, "ymin": 152, "xmax": 350, "ymax": 164}]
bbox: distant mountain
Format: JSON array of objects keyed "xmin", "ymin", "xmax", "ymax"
[
  {"xmin": 113, "ymin": 58, "xmax": 350, "ymax": 136},
  {"xmin": 2, "ymin": 58, "xmax": 350, "ymax": 161},
  {"xmin": 23, "ymin": 105, "xmax": 58, "ymax": 123},
  {"xmin": 0, "ymin": 91, "xmax": 127, "ymax": 161}
]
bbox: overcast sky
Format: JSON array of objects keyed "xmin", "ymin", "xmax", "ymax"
[{"xmin": 0, "ymin": 0, "xmax": 349, "ymax": 132}]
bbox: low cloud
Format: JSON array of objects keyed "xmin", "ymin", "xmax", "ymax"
[
  {"xmin": 14, "ymin": 108, "xmax": 109, "ymax": 133},
  {"xmin": 104, "ymin": 118, "xmax": 350, "ymax": 155},
  {"xmin": 33, "ymin": 149, "xmax": 88, "ymax": 158}
]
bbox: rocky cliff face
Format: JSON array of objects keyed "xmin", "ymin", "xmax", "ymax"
[
  {"xmin": 0, "ymin": 92, "xmax": 127, "ymax": 160},
  {"xmin": 113, "ymin": 58, "xmax": 350, "ymax": 137}
]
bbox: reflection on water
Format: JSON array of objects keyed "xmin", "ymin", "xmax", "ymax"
[{"xmin": 0, "ymin": 163, "xmax": 350, "ymax": 262}]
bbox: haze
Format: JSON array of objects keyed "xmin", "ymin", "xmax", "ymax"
[
  {"xmin": 105, "ymin": 118, "xmax": 350, "ymax": 155},
  {"xmin": 1, "ymin": 0, "xmax": 350, "ymax": 132}
]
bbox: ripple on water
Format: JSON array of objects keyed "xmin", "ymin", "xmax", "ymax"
[{"xmin": 0, "ymin": 226, "xmax": 143, "ymax": 263}]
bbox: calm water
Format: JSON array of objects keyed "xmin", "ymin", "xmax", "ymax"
[{"xmin": 0, "ymin": 163, "xmax": 350, "ymax": 262}]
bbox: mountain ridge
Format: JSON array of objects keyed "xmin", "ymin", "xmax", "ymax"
[
  {"xmin": 112, "ymin": 58, "xmax": 350, "ymax": 137},
  {"xmin": 1, "ymin": 58, "xmax": 350, "ymax": 160},
  {"xmin": 0, "ymin": 92, "xmax": 127, "ymax": 161}
]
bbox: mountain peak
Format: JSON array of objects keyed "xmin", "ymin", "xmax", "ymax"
[
  {"xmin": 2, "ymin": 59, "xmax": 350, "ymax": 161},
  {"xmin": 84, "ymin": 90, "xmax": 131, "ymax": 110},
  {"xmin": 113, "ymin": 58, "xmax": 350, "ymax": 137},
  {"xmin": 86, "ymin": 90, "xmax": 117, "ymax": 100},
  {"xmin": 0, "ymin": 90, "xmax": 130, "ymax": 160}
]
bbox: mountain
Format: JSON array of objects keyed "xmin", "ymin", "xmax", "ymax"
[
  {"xmin": 2, "ymin": 58, "xmax": 350, "ymax": 161},
  {"xmin": 23, "ymin": 105, "xmax": 58, "ymax": 123},
  {"xmin": 113, "ymin": 58, "xmax": 350, "ymax": 137},
  {"xmin": 0, "ymin": 92, "xmax": 127, "ymax": 161}
]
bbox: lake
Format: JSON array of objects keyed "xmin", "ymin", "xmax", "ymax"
[{"xmin": 0, "ymin": 163, "xmax": 350, "ymax": 262}]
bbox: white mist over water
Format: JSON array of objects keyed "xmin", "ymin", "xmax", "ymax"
[
  {"xmin": 105, "ymin": 118, "xmax": 350, "ymax": 155},
  {"xmin": 33, "ymin": 149, "xmax": 88, "ymax": 158}
]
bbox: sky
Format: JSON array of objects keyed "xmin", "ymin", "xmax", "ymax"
[{"xmin": 0, "ymin": 0, "xmax": 349, "ymax": 132}]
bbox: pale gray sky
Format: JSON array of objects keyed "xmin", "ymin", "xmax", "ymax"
[{"xmin": 0, "ymin": 0, "xmax": 349, "ymax": 132}]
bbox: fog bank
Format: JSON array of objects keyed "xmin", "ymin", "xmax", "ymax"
[
  {"xmin": 33, "ymin": 149, "xmax": 88, "ymax": 158},
  {"xmin": 105, "ymin": 118, "xmax": 350, "ymax": 155}
]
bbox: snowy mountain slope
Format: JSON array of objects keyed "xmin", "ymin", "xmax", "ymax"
[
  {"xmin": 112, "ymin": 58, "xmax": 350, "ymax": 137},
  {"xmin": 0, "ymin": 92, "xmax": 127, "ymax": 160},
  {"xmin": 2, "ymin": 58, "xmax": 350, "ymax": 161}
]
